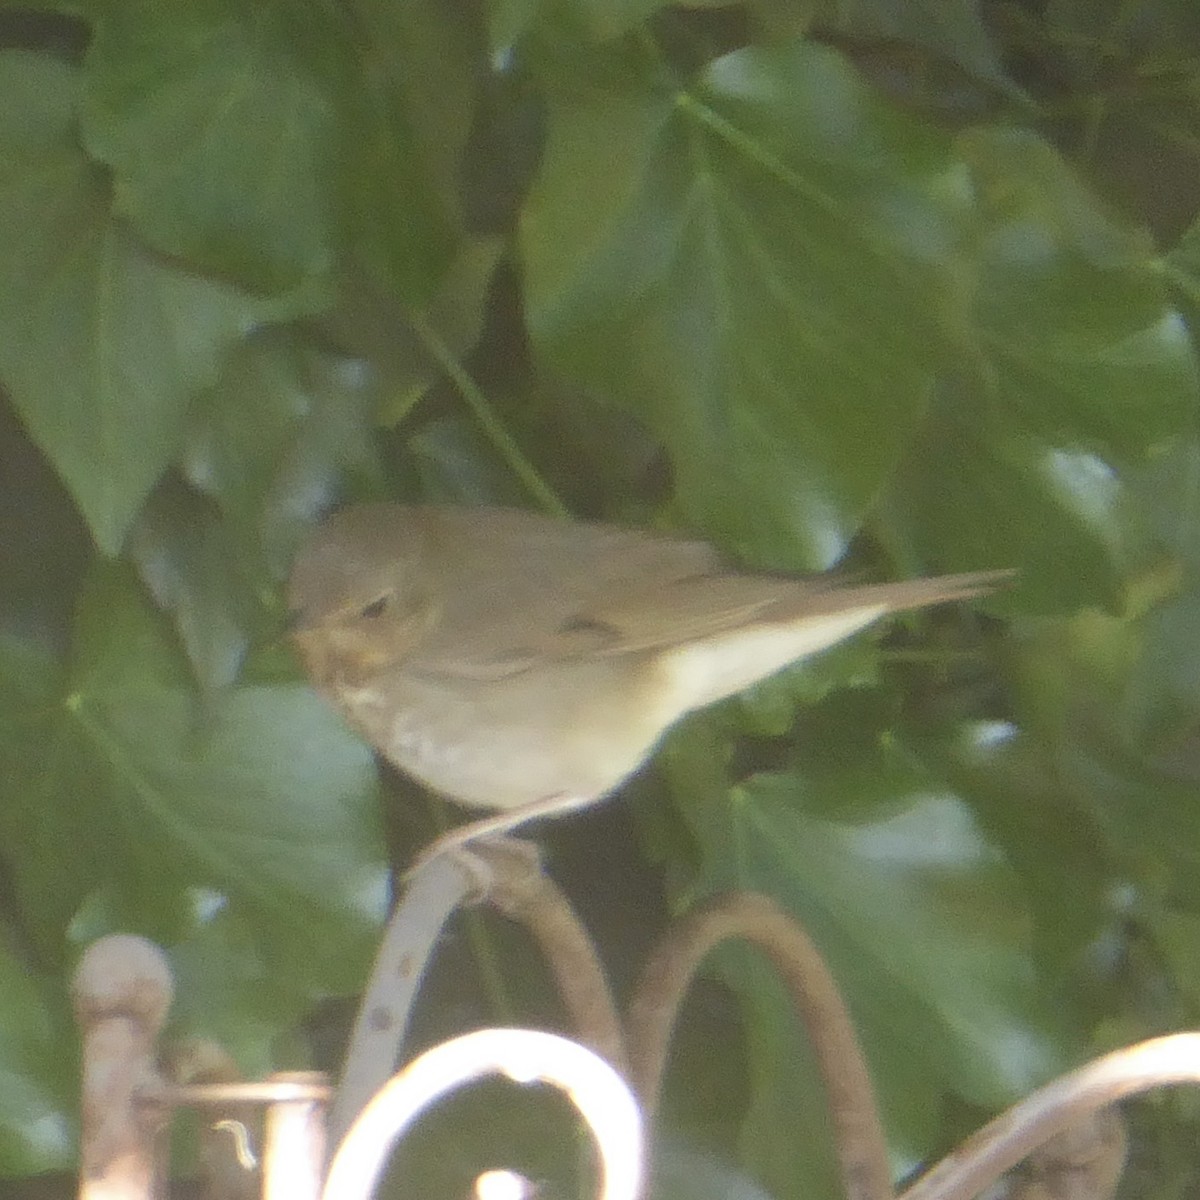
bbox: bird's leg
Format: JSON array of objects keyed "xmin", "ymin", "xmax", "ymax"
[{"xmin": 406, "ymin": 793, "xmax": 598, "ymax": 878}]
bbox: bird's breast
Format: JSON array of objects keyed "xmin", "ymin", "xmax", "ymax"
[{"xmin": 328, "ymin": 658, "xmax": 680, "ymax": 811}]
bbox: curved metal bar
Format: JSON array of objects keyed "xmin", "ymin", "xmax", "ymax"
[
  {"xmin": 322, "ymin": 1028, "xmax": 644, "ymax": 1200},
  {"xmin": 901, "ymin": 1033, "xmax": 1200, "ymax": 1200}
]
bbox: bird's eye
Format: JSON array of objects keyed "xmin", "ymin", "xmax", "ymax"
[{"xmin": 359, "ymin": 594, "xmax": 391, "ymax": 620}]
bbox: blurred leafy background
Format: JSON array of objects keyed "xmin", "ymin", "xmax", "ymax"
[{"xmin": 2, "ymin": 0, "xmax": 1200, "ymax": 1196}]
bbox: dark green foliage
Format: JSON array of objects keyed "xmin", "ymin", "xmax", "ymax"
[{"xmin": 2, "ymin": 1, "xmax": 1200, "ymax": 1196}]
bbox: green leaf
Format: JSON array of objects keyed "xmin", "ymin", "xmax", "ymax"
[
  {"xmin": 1041, "ymin": 1, "xmax": 1200, "ymax": 242},
  {"xmin": 1044, "ymin": 0, "xmax": 1200, "ymax": 63},
  {"xmin": 0, "ymin": 634, "xmax": 84, "ymax": 950},
  {"xmin": 959, "ymin": 128, "xmax": 1197, "ymax": 459},
  {"xmin": 0, "ymin": 400, "xmax": 93, "ymax": 642},
  {"xmin": 1164, "ymin": 215, "xmax": 1200, "ymax": 309},
  {"xmin": 661, "ymin": 722, "xmax": 1065, "ymax": 1199},
  {"xmin": 1146, "ymin": 907, "xmax": 1200, "ymax": 1012},
  {"xmin": 127, "ymin": 483, "xmax": 261, "ymax": 694},
  {"xmin": 818, "ymin": 0, "xmax": 1018, "ymax": 91},
  {"xmin": 405, "ymin": 416, "xmax": 537, "ymax": 505},
  {"xmin": 522, "ymin": 38, "xmax": 966, "ymax": 566},
  {"xmin": 994, "ymin": 597, "xmax": 1200, "ymax": 908},
  {"xmin": 883, "ymin": 396, "xmax": 1133, "ymax": 611},
  {"xmin": 181, "ymin": 328, "xmax": 383, "ymax": 577},
  {"xmin": 1062, "ymin": 733, "xmax": 1200, "ymax": 910},
  {"xmin": 913, "ymin": 723, "xmax": 1114, "ymax": 976},
  {"xmin": 334, "ymin": 9, "xmax": 457, "ymax": 303},
  {"xmin": 491, "ymin": 0, "xmax": 670, "ymax": 51},
  {"xmin": 346, "ymin": 0, "xmax": 485, "ymax": 216},
  {"xmin": 652, "ymin": 1144, "xmax": 774, "ymax": 1200},
  {"xmin": 0, "ymin": 566, "xmax": 386, "ymax": 987},
  {"xmin": 0, "ymin": 51, "xmax": 294, "ymax": 554},
  {"xmin": 82, "ymin": 0, "xmax": 337, "ymax": 292},
  {"xmin": 388, "ymin": 237, "xmax": 507, "ymax": 421},
  {"xmin": 0, "ymin": 947, "xmax": 75, "ymax": 1173},
  {"xmin": 565, "ymin": 0, "xmax": 674, "ymax": 41},
  {"xmin": 318, "ymin": 237, "xmax": 504, "ymax": 427},
  {"xmin": 82, "ymin": 0, "xmax": 456, "ymax": 301},
  {"xmin": 1119, "ymin": 439, "xmax": 1200, "ymax": 749}
]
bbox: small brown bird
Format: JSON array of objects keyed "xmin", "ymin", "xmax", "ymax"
[{"xmin": 287, "ymin": 504, "xmax": 1006, "ymax": 855}]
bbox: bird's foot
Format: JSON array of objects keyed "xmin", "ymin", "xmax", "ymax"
[{"xmin": 404, "ymin": 792, "xmax": 598, "ymax": 881}]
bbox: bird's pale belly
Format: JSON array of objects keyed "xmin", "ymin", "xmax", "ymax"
[{"xmin": 334, "ymin": 660, "xmax": 675, "ymax": 811}]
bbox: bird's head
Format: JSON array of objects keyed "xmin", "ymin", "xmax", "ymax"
[{"xmin": 286, "ymin": 505, "xmax": 439, "ymax": 688}]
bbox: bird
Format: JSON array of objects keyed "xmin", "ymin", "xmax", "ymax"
[{"xmin": 286, "ymin": 504, "xmax": 1008, "ymax": 858}]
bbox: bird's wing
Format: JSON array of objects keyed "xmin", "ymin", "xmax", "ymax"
[
  {"xmin": 581, "ymin": 569, "xmax": 1011, "ymax": 654},
  {"xmin": 407, "ymin": 507, "xmax": 723, "ymax": 678},
  {"xmin": 409, "ymin": 504, "xmax": 1008, "ymax": 679}
]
